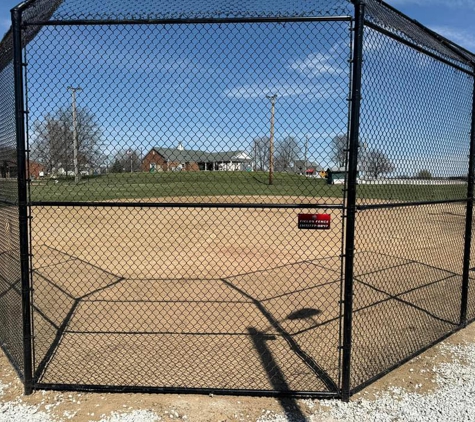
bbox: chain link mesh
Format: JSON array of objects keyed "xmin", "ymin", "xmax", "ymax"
[
  {"xmin": 21, "ymin": 0, "xmax": 353, "ymax": 23},
  {"xmin": 365, "ymin": 0, "xmax": 475, "ymax": 68},
  {"xmin": 0, "ymin": 35, "xmax": 24, "ymax": 376},
  {"xmin": 0, "ymin": 0, "xmax": 474, "ymax": 398},
  {"xmin": 25, "ymin": 19, "xmax": 351, "ymax": 394},
  {"xmin": 469, "ymin": 221, "xmax": 475, "ymax": 321},
  {"xmin": 351, "ymin": 24, "xmax": 474, "ymax": 389}
]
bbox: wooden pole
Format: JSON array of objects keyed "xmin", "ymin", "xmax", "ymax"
[{"xmin": 267, "ymin": 94, "xmax": 277, "ymax": 185}]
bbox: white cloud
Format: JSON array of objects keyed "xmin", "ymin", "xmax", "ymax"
[
  {"xmin": 224, "ymin": 82, "xmax": 342, "ymax": 100},
  {"xmin": 429, "ymin": 26, "xmax": 475, "ymax": 50},
  {"xmin": 290, "ymin": 52, "xmax": 347, "ymax": 77},
  {"xmin": 381, "ymin": 1, "xmax": 475, "ymax": 51},
  {"xmin": 289, "ymin": 41, "xmax": 349, "ymax": 77},
  {"xmin": 387, "ymin": 0, "xmax": 475, "ymax": 11}
]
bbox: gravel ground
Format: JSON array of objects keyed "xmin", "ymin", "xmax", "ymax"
[
  {"xmin": 313, "ymin": 343, "xmax": 475, "ymax": 422},
  {"xmin": 0, "ymin": 327, "xmax": 474, "ymax": 421}
]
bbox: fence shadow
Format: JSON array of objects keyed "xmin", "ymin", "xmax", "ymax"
[{"xmin": 248, "ymin": 327, "xmax": 308, "ymax": 421}]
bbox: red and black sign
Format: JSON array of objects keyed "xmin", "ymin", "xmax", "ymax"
[{"xmin": 298, "ymin": 213, "xmax": 331, "ymax": 230}]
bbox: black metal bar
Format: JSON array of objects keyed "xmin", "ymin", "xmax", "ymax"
[
  {"xmin": 11, "ymin": 0, "xmax": 39, "ymax": 13},
  {"xmin": 460, "ymin": 74, "xmax": 475, "ymax": 326},
  {"xmin": 357, "ymin": 198, "xmax": 467, "ymax": 211},
  {"xmin": 24, "ymin": 15, "xmax": 353, "ymax": 26},
  {"xmin": 364, "ymin": 21, "xmax": 474, "ymax": 76},
  {"xmin": 33, "ymin": 383, "xmax": 340, "ymax": 399},
  {"xmin": 341, "ymin": 0, "xmax": 366, "ymax": 403},
  {"xmin": 30, "ymin": 201, "xmax": 344, "ymax": 210},
  {"xmin": 12, "ymin": 7, "xmax": 33, "ymax": 396}
]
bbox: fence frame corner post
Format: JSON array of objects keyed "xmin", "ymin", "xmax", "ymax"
[
  {"xmin": 341, "ymin": 0, "xmax": 366, "ymax": 402},
  {"xmin": 460, "ymin": 68, "xmax": 475, "ymax": 327},
  {"xmin": 12, "ymin": 6, "xmax": 34, "ymax": 396}
]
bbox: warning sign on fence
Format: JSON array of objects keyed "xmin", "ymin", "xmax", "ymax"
[{"xmin": 298, "ymin": 214, "xmax": 331, "ymax": 230}]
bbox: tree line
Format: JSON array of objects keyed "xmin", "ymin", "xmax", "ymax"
[
  {"xmin": 31, "ymin": 108, "xmax": 401, "ymax": 179},
  {"xmin": 253, "ymin": 135, "xmax": 306, "ymax": 172},
  {"xmin": 31, "ymin": 108, "xmax": 144, "ymax": 175},
  {"xmin": 255, "ymin": 133, "xmax": 397, "ymax": 178},
  {"xmin": 331, "ymin": 133, "xmax": 395, "ymax": 178}
]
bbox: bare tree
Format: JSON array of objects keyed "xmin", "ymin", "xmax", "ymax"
[
  {"xmin": 331, "ymin": 134, "xmax": 348, "ymax": 168},
  {"xmin": 365, "ymin": 149, "xmax": 395, "ymax": 178},
  {"xmin": 253, "ymin": 136, "xmax": 270, "ymax": 171},
  {"xmin": 416, "ymin": 169, "xmax": 432, "ymax": 180},
  {"xmin": 111, "ymin": 149, "xmax": 141, "ymax": 173},
  {"xmin": 31, "ymin": 108, "xmax": 102, "ymax": 175},
  {"xmin": 275, "ymin": 136, "xmax": 301, "ymax": 172}
]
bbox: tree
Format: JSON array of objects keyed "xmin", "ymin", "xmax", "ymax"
[
  {"xmin": 253, "ymin": 136, "xmax": 270, "ymax": 171},
  {"xmin": 416, "ymin": 169, "xmax": 432, "ymax": 180},
  {"xmin": 331, "ymin": 134, "xmax": 348, "ymax": 168},
  {"xmin": 111, "ymin": 149, "xmax": 142, "ymax": 173},
  {"xmin": 110, "ymin": 160, "xmax": 124, "ymax": 173},
  {"xmin": 275, "ymin": 136, "xmax": 301, "ymax": 172},
  {"xmin": 365, "ymin": 149, "xmax": 395, "ymax": 178},
  {"xmin": 31, "ymin": 108, "xmax": 102, "ymax": 175}
]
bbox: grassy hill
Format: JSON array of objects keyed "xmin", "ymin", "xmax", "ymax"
[{"xmin": 30, "ymin": 171, "xmax": 467, "ymax": 203}]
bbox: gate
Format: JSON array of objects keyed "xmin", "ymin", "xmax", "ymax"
[{"xmin": 21, "ymin": 3, "xmax": 354, "ymax": 398}]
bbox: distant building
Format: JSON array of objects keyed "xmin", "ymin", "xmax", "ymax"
[
  {"xmin": 293, "ymin": 160, "xmax": 323, "ymax": 176},
  {"xmin": 29, "ymin": 160, "xmax": 45, "ymax": 178},
  {"xmin": 141, "ymin": 144, "xmax": 252, "ymax": 172},
  {"xmin": 0, "ymin": 159, "xmax": 45, "ymax": 179}
]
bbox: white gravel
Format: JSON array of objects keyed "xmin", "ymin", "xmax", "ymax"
[
  {"xmin": 311, "ymin": 342, "xmax": 475, "ymax": 422},
  {"xmin": 1, "ymin": 341, "xmax": 474, "ymax": 421},
  {"xmin": 257, "ymin": 342, "xmax": 475, "ymax": 422},
  {"xmin": 0, "ymin": 400, "xmax": 52, "ymax": 422},
  {"xmin": 99, "ymin": 410, "xmax": 161, "ymax": 422}
]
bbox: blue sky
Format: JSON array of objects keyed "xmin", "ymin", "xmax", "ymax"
[
  {"xmin": 387, "ymin": 0, "xmax": 475, "ymax": 52},
  {"xmin": 0, "ymin": 0, "xmax": 474, "ymax": 177}
]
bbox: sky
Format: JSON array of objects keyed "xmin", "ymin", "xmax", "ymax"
[{"xmin": 0, "ymin": 0, "xmax": 474, "ymax": 178}]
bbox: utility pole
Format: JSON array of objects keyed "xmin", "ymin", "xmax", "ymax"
[
  {"xmin": 128, "ymin": 149, "xmax": 133, "ymax": 173},
  {"xmin": 305, "ymin": 134, "xmax": 310, "ymax": 175},
  {"xmin": 67, "ymin": 86, "xmax": 82, "ymax": 184},
  {"xmin": 266, "ymin": 94, "xmax": 277, "ymax": 185}
]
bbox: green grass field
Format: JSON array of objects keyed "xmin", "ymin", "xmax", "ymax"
[{"xmin": 30, "ymin": 171, "xmax": 467, "ymax": 203}]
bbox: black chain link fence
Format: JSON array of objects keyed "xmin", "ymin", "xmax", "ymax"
[
  {"xmin": 0, "ymin": 0, "xmax": 474, "ymax": 400},
  {"xmin": 0, "ymin": 32, "xmax": 24, "ymax": 379}
]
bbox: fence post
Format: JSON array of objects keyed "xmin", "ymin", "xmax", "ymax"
[
  {"xmin": 341, "ymin": 0, "xmax": 365, "ymax": 402},
  {"xmin": 460, "ymin": 71, "xmax": 475, "ymax": 326},
  {"xmin": 12, "ymin": 7, "xmax": 33, "ymax": 395}
]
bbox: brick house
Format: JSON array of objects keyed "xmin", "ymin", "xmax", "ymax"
[
  {"xmin": 141, "ymin": 144, "xmax": 252, "ymax": 172},
  {"xmin": 0, "ymin": 159, "xmax": 45, "ymax": 179},
  {"xmin": 28, "ymin": 160, "xmax": 45, "ymax": 178}
]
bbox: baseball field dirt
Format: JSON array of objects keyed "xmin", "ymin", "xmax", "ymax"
[{"xmin": 23, "ymin": 196, "xmax": 475, "ymax": 395}]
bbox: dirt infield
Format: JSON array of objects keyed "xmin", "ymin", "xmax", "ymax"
[{"xmin": 26, "ymin": 198, "xmax": 474, "ymax": 394}]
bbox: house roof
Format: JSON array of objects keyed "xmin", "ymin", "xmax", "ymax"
[
  {"xmin": 152, "ymin": 147, "xmax": 251, "ymax": 163},
  {"xmin": 293, "ymin": 160, "xmax": 323, "ymax": 171}
]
